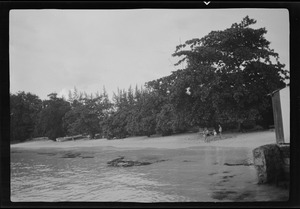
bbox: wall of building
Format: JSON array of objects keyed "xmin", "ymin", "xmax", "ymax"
[
  {"xmin": 279, "ymin": 86, "xmax": 290, "ymax": 143},
  {"xmin": 272, "ymin": 91, "xmax": 284, "ymax": 143}
]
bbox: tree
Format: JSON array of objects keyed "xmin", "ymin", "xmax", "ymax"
[
  {"xmin": 171, "ymin": 16, "xmax": 289, "ymax": 130},
  {"xmin": 124, "ymin": 86, "xmax": 140, "ymax": 136},
  {"xmin": 63, "ymin": 88, "xmax": 113, "ymax": 139},
  {"xmin": 136, "ymin": 89, "xmax": 159, "ymax": 137},
  {"xmin": 103, "ymin": 89, "xmax": 130, "ymax": 139},
  {"xmin": 155, "ymin": 103, "xmax": 176, "ymax": 136},
  {"xmin": 146, "ymin": 73, "xmax": 193, "ymax": 134},
  {"xmin": 10, "ymin": 91, "xmax": 42, "ymax": 142},
  {"xmin": 35, "ymin": 93, "xmax": 71, "ymax": 140}
]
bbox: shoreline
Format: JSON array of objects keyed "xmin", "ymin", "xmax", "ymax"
[
  {"xmin": 11, "ymin": 129, "xmax": 289, "ymax": 202},
  {"xmin": 11, "ymin": 130, "xmax": 276, "ymax": 150}
]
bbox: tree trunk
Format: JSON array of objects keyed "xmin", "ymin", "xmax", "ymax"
[
  {"xmin": 237, "ymin": 121, "xmax": 242, "ymax": 132},
  {"xmin": 89, "ymin": 132, "xmax": 95, "ymax": 139},
  {"xmin": 237, "ymin": 121, "xmax": 245, "ymax": 132}
]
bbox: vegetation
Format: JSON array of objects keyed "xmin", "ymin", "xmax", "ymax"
[
  {"xmin": 34, "ymin": 93, "xmax": 71, "ymax": 140},
  {"xmin": 170, "ymin": 15, "xmax": 289, "ymax": 131},
  {"xmin": 63, "ymin": 87, "xmax": 112, "ymax": 139},
  {"xmin": 10, "ymin": 16, "xmax": 289, "ymax": 142},
  {"xmin": 10, "ymin": 91, "xmax": 42, "ymax": 142}
]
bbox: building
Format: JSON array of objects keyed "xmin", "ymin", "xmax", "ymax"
[{"xmin": 270, "ymin": 85, "xmax": 290, "ymax": 144}]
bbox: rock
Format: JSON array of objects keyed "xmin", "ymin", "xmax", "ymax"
[
  {"xmin": 107, "ymin": 156, "xmax": 125, "ymax": 166},
  {"xmin": 61, "ymin": 152, "xmax": 81, "ymax": 158},
  {"xmin": 252, "ymin": 144, "xmax": 284, "ymax": 184},
  {"xmin": 278, "ymin": 144, "xmax": 290, "ymax": 181},
  {"xmin": 224, "ymin": 162, "xmax": 253, "ymax": 166},
  {"xmin": 107, "ymin": 156, "xmax": 166, "ymax": 167}
]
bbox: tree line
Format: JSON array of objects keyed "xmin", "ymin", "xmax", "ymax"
[{"xmin": 10, "ymin": 16, "xmax": 289, "ymax": 142}]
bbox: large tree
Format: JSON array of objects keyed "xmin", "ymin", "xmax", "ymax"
[
  {"xmin": 137, "ymin": 88, "xmax": 160, "ymax": 137},
  {"xmin": 63, "ymin": 88, "xmax": 112, "ymax": 139},
  {"xmin": 35, "ymin": 93, "xmax": 71, "ymax": 140},
  {"xmin": 146, "ymin": 76, "xmax": 191, "ymax": 135},
  {"xmin": 10, "ymin": 91, "xmax": 42, "ymax": 142},
  {"xmin": 171, "ymin": 16, "xmax": 289, "ymax": 130},
  {"xmin": 101, "ymin": 89, "xmax": 130, "ymax": 139}
]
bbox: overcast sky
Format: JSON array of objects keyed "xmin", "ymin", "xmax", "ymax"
[{"xmin": 9, "ymin": 9, "xmax": 289, "ymax": 100}]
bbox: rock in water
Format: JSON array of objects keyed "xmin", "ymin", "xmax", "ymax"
[
  {"xmin": 107, "ymin": 156, "xmax": 165, "ymax": 167},
  {"xmin": 107, "ymin": 156, "xmax": 125, "ymax": 166},
  {"xmin": 253, "ymin": 144, "xmax": 284, "ymax": 184}
]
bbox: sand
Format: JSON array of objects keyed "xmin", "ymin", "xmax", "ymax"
[{"xmin": 11, "ymin": 130, "xmax": 277, "ymax": 150}]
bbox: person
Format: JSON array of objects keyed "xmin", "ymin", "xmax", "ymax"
[
  {"xmin": 218, "ymin": 124, "xmax": 222, "ymax": 138},
  {"xmin": 213, "ymin": 129, "xmax": 217, "ymax": 136},
  {"xmin": 198, "ymin": 127, "xmax": 203, "ymax": 137},
  {"xmin": 204, "ymin": 127, "xmax": 209, "ymax": 143}
]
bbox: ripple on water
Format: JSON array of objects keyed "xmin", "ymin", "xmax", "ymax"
[{"xmin": 10, "ymin": 147, "xmax": 289, "ymax": 202}]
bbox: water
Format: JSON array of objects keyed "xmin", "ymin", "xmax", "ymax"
[{"xmin": 11, "ymin": 146, "xmax": 289, "ymax": 202}]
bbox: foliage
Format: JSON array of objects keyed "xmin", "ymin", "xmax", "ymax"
[
  {"xmin": 146, "ymin": 77, "xmax": 191, "ymax": 135},
  {"xmin": 63, "ymin": 87, "xmax": 112, "ymax": 139},
  {"xmin": 171, "ymin": 16, "xmax": 289, "ymax": 130},
  {"xmin": 10, "ymin": 91, "xmax": 42, "ymax": 142},
  {"xmin": 136, "ymin": 89, "xmax": 160, "ymax": 136},
  {"xmin": 155, "ymin": 104, "xmax": 175, "ymax": 136},
  {"xmin": 35, "ymin": 93, "xmax": 71, "ymax": 140},
  {"xmin": 10, "ymin": 16, "xmax": 290, "ymax": 143}
]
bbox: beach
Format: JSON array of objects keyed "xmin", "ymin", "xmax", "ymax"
[
  {"xmin": 11, "ymin": 130, "xmax": 289, "ymax": 202},
  {"xmin": 11, "ymin": 130, "xmax": 277, "ymax": 150}
]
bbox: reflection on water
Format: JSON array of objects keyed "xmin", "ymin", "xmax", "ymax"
[{"xmin": 11, "ymin": 146, "xmax": 289, "ymax": 202}]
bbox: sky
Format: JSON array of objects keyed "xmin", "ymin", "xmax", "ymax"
[{"xmin": 9, "ymin": 9, "xmax": 289, "ymax": 100}]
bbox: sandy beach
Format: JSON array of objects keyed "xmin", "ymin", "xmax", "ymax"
[{"xmin": 11, "ymin": 130, "xmax": 276, "ymax": 150}]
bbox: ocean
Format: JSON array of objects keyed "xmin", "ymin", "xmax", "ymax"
[{"xmin": 11, "ymin": 146, "xmax": 289, "ymax": 202}]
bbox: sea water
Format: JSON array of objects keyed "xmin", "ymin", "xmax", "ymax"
[{"xmin": 11, "ymin": 146, "xmax": 289, "ymax": 202}]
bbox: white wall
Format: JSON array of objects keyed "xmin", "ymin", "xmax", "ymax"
[{"xmin": 279, "ymin": 86, "xmax": 290, "ymax": 143}]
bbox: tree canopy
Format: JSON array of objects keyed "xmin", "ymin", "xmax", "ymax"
[
  {"xmin": 35, "ymin": 93, "xmax": 71, "ymax": 140},
  {"xmin": 63, "ymin": 87, "xmax": 113, "ymax": 139},
  {"xmin": 10, "ymin": 16, "xmax": 289, "ymax": 142},
  {"xmin": 168, "ymin": 16, "xmax": 289, "ymax": 129},
  {"xmin": 10, "ymin": 91, "xmax": 42, "ymax": 142}
]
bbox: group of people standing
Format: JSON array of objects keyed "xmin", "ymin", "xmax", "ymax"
[{"xmin": 202, "ymin": 124, "xmax": 222, "ymax": 143}]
